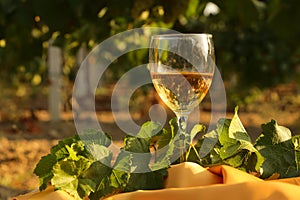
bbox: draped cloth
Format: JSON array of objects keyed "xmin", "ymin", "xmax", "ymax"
[{"xmin": 12, "ymin": 162, "xmax": 300, "ymax": 200}]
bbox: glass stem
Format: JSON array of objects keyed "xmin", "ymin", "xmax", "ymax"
[{"xmin": 177, "ymin": 114, "xmax": 189, "ymax": 163}]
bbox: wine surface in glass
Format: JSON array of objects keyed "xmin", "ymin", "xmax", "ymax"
[{"xmin": 151, "ymin": 72, "xmax": 213, "ymax": 114}]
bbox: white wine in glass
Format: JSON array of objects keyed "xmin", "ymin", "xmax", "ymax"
[{"xmin": 149, "ymin": 34, "xmax": 215, "ymax": 162}]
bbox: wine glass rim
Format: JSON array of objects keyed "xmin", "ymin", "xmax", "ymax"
[{"xmin": 151, "ymin": 33, "xmax": 213, "ymax": 39}]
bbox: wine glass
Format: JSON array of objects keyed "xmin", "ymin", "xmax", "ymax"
[{"xmin": 149, "ymin": 34, "xmax": 215, "ymax": 162}]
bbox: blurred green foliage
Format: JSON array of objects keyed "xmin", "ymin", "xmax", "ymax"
[{"xmin": 0, "ymin": 0, "xmax": 299, "ymax": 96}]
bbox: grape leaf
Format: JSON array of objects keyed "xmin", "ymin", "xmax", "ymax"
[
  {"xmin": 34, "ymin": 135, "xmax": 85, "ymax": 190},
  {"xmin": 187, "ymin": 122, "xmax": 223, "ymax": 166},
  {"xmin": 82, "ymin": 161, "xmax": 112, "ymax": 186},
  {"xmin": 228, "ymin": 107, "xmax": 250, "ymax": 142},
  {"xmin": 123, "ymin": 136, "xmax": 151, "ymax": 153},
  {"xmin": 217, "ymin": 118, "xmax": 236, "ymax": 145},
  {"xmin": 259, "ymin": 139, "xmax": 299, "ymax": 179},
  {"xmin": 50, "ymin": 136, "xmax": 82, "ymax": 160},
  {"xmin": 197, "ymin": 129, "xmax": 219, "ymax": 158},
  {"xmin": 153, "ymin": 117, "xmax": 193, "ymax": 168},
  {"xmin": 156, "ymin": 128, "xmax": 173, "ymax": 150},
  {"xmin": 136, "ymin": 121, "xmax": 162, "ymax": 138},
  {"xmin": 88, "ymin": 144, "xmax": 112, "ymax": 167},
  {"xmin": 79, "ymin": 129, "xmax": 112, "ymax": 147},
  {"xmin": 188, "ymin": 107, "xmax": 264, "ymax": 172},
  {"xmin": 220, "ymin": 142, "xmax": 241, "ymax": 160},
  {"xmin": 113, "ymin": 150, "xmax": 135, "ymax": 174},
  {"xmin": 124, "ymin": 169, "xmax": 167, "ymax": 192},
  {"xmin": 88, "ymin": 175, "xmax": 115, "ymax": 200},
  {"xmin": 151, "ymin": 135, "xmax": 176, "ymax": 171},
  {"xmin": 292, "ymin": 136, "xmax": 300, "ymax": 171},
  {"xmin": 227, "ymin": 107, "xmax": 251, "ymax": 143},
  {"xmin": 34, "ymin": 124, "xmax": 170, "ymax": 200},
  {"xmin": 224, "ymin": 108, "xmax": 264, "ymax": 171},
  {"xmin": 255, "ymin": 119, "xmax": 292, "ymax": 148},
  {"xmin": 190, "ymin": 124, "xmax": 205, "ymax": 141},
  {"xmin": 224, "ymin": 149, "xmax": 249, "ymax": 168},
  {"xmin": 33, "ymin": 154, "xmax": 57, "ymax": 190},
  {"xmin": 168, "ymin": 118, "xmax": 178, "ymax": 137},
  {"xmin": 84, "ymin": 161, "xmax": 116, "ymax": 200},
  {"xmin": 254, "ymin": 120, "xmax": 300, "ymax": 178},
  {"xmin": 51, "ymin": 157, "xmax": 95, "ymax": 200},
  {"xmin": 188, "ymin": 129, "xmax": 223, "ymax": 166}
]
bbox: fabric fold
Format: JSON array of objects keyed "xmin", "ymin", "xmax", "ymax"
[
  {"xmin": 12, "ymin": 162, "xmax": 300, "ymax": 200},
  {"xmin": 10, "ymin": 186, "xmax": 73, "ymax": 200}
]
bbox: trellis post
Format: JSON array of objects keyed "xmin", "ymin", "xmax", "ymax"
[{"xmin": 48, "ymin": 41, "xmax": 62, "ymax": 122}]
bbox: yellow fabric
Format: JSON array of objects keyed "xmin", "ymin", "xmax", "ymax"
[
  {"xmin": 11, "ymin": 186, "xmax": 74, "ymax": 200},
  {"xmin": 12, "ymin": 162, "xmax": 300, "ymax": 200}
]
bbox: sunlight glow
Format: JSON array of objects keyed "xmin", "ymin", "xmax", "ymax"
[
  {"xmin": 0, "ymin": 39, "xmax": 6, "ymax": 47},
  {"xmin": 203, "ymin": 2, "xmax": 220, "ymax": 16}
]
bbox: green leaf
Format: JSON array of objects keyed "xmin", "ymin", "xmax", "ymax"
[
  {"xmin": 50, "ymin": 136, "xmax": 86, "ymax": 161},
  {"xmin": 292, "ymin": 136, "xmax": 300, "ymax": 171},
  {"xmin": 253, "ymin": 121, "xmax": 300, "ymax": 179},
  {"xmin": 168, "ymin": 118, "xmax": 178, "ymax": 137},
  {"xmin": 88, "ymin": 144, "xmax": 112, "ymax": 167},
  {"xmin": 113, "ymin": 150, "xmax": 134, "ymax": 174},
  {"xmin": 185, "ymin": 124, "xmax": 206, "ymax": 163},
  {"xmin": 151, "ymin": 138, "xmax": 175, "ymax": 171},
  {"xmin": 229, "ymin": 107, "xmax": 251, "ymax": 142},
  {"xmin": 195, "ymin": 107, "xmax": 264, "ymax": 172},
  {"xmin": 259, "ymin": 139, "xmax": 299, "ymax": 179},
  {"xmin": 89, "ymin": 175, "xmax": 115, "ymax": 200},
  {"xmin": 82, "ymin": 161, "xmax": 112, "ymax": 185},
  {"xmin": 110, "ymin": 168, "xmax": 129, "ymax": 189},
  {"xmin": 51, "ymin": 157, "xmax": 95, "ymax": 199},
  {"xmin": 220, "ymin": 142, "xmax": 241, "ymax": 160},
  {"xmin": 83, "ymin": 161, "xmax": 114, "ymax": 200},
  {"xmin": 123, "ymin": 136, "xmax": 150, "ymax": 153},
  {"xmin": 240, "ymin": 140, "xmax": 265, "ymax": 171},
  {"xmin": 217, "ymin": 118, "xmax": 236, "ymax": 145},
  {"xmin": 190, "ymin": 124, "xmax": 206, "ymax": 141},
  {"xmin": 65, "ymin": 145, "xmax": 80, "ymax": 161},
  {"xmin": 151, "ymin": 119, "xmax": 181, "ymax": 170},
  {"xmin": 34, "ymin": 135, "xmax": 91, "ymax": 191},
  {"xmin": 122, "ymin": 134, "xmax": 152, "ymax": 171},
  {"xmin": 79, "ymin": 129, "xmax": 112, "ymax": 147},
  {"xmin": 136, "ymin": 121, "xmax": 162, "ymax": 138},
  {"xmin": 156, "ymin": 128, "xmax": 173, "ymax": 150},
  {"xmin": 193, "ymin": 137, "xmax": 223, "ymax": 167},
  {"xmin": 33, "ymin": 154, "xmax": 57, "ymax": 190},
  {"xmin": 197, "ymin": 129, "xmax": 219, "ymax": 158},
  {"xmin": 124, "ymin": 169, "xmax": 167, "ymax": 192},
  {"xmin": 226, "ymin": 107, "xmax": 264, "ymax": 171},
  {"xmin": 224, "ymin": 150, "xmax": 248, "ymax": 168},
  {"xmin": 256, "ymin": 120, "xmax": 292, "ymax": 148},
  {"xmin": 77, "ymin": 179, "xmax": 96, "ymax": 199}
]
